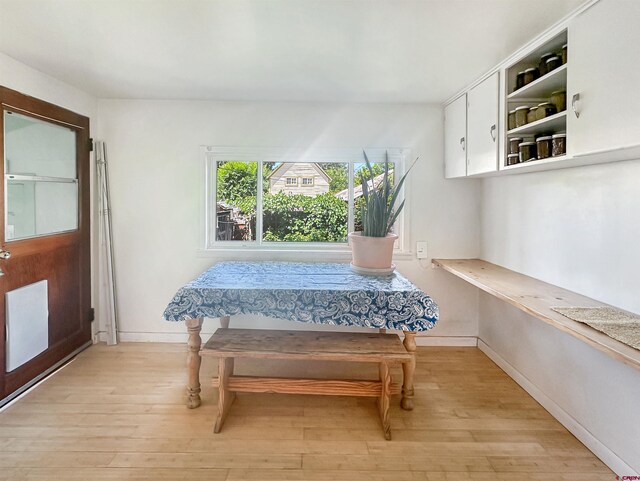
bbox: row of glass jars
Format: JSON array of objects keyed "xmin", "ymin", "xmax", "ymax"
[
  {"xmin": 513, "ymin": 44, "xmax": 567, "ymax": 92},
  {"xmin": 506, "ymin": 133, "xmax": 567, "ymax": 165},
  {"xmin": 508, "ymin": 91, "xmax": 566, "ymax": 130}
]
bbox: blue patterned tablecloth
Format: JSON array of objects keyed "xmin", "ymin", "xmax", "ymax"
[{"xmin": 163, "ymin": 262, "xmax": 439, "ymax": 332}]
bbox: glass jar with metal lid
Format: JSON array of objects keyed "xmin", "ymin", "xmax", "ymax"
[
  {"xmin": 546, "ymin": 56, "xmax": 561, "ymax": 73},
  {"xmin": 515, "ymin": 71, "xmax": 525, "ymax": 91},
  {"xmin": 552, "ymin": 134, "xmax": 566, "ymax": 156},
  {"xmin": 514, "ymin": 106, "xmax": 530, "ymax": 128},
  {"xmin": 536, "ymin": 136, "xmax": 553, "ymax": 159},
  {"xmin": 509, "ymin": 137, "xmax": 523, "ymax": 155},
  {"xmin": 551, "ymin": 90, "xmax": 566, "ymax": 112},
  {"xmin": 527, "ymin": 106, "xmax": 538, "ymax": 124},
  {"xmin": 536, "ymin": 102, "xmax": 557, "ymax": 121},
  {"xmin": 507, "ymin": 154, "xmax": 519, "ymax": 166},
  {"xmin": 561, "ymin": 44, "xmax": 568, "ymax": 64},
  {"xmin": 539, "ymin": 52, "xmax": 555, "ymax": 76},
  {"xmin": 523, "ymin": 68, "xmax": 539, "ymax": 86},
  {"xmin": 519, "ymin": 141, "xmax": 537, "ymax": 162}
]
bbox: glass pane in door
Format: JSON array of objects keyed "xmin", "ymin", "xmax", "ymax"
[
  {"xmin": 6, "ymin": 180, "xmax": 78, "ymax": 240},
  {"xmin": 4, "ymin": 111, "xmax": 77, "ymax": 178}
]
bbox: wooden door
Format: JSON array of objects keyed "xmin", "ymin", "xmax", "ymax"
[
  {"xmin": 444, "ymin": 93, "xmax": 467, "ymax": 179},
  {"xmin": 0, "ymin": 87, "xmax": 91, "ymax": 402},
  {"xmin": 467, "ymin": 72, "xmax": 499, "ymax": 176},
  {"xmin": 567, "ymin": 0, "xmax": 640, "ymax": 156}
]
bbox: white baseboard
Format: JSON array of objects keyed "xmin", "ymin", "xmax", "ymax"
[
  {"xmin": 116, "ymin": 331, "xmax": 216, "ymax": 343},
  {"xmin": 94, "ymin": 331, "xmax": 108, "ymax": 343},
  {"xmin": 478, "ymin": 339, "xmax": 637, "ymax": 477},
  {"xmin": 413, "ymin": 336, "xmax": 477, "ymax": 347},
  {"xmin": 113, "ymin": 331, "xmax": 477, "ymax": 347}
]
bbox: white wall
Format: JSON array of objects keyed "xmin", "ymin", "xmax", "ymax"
[
  {"xmin": 479, "ymin": 159, "xmax": 640, "ymax": 474},
  {"xmin": 96, "ymin": 99, "xmax": 481, "ymax": 342},
  {"xmin": 482, "ymin": 159, "xmax": 640, "ymax": 314}
]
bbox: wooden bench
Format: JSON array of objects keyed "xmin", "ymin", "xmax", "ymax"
[{"xmin": 201, "ymin": 328, "xmax": 413, "ymax": 440}]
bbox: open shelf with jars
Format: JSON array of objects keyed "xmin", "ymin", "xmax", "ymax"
[
  {"xmin": 504, "ymin": 30, "xmax": 568, "ymax": 168},
  {"xmin": 507, "ymin": 111, "xmax": 566, "ymax": 137}
]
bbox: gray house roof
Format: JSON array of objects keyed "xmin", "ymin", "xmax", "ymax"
[{"xmin": 334, "ymin": 170, "xmax": 393, "ymax": 201}]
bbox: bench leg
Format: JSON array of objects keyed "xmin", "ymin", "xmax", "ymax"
[
  {"xmin": 377, "ymin": 362, "xmax": 392, "ymax": 440},
  {"xmin": 401, "ymin": 332, "xmax": 416, "ymax": 411},
  {"xmin": 214, "ymin": 357, "xmax": 236, "ymax": 433},
  {"xmin": 186, "ymin": 318, "xmax": 203, "ymax": 409}
]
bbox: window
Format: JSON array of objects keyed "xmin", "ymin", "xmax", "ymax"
[{"xmin": 204, "ymin": 147, "xmax": 409, "ymax": 250}]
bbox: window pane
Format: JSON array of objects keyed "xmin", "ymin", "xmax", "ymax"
[
  {"xmin": 215, "ymin": 161, "xmax": 257, "ymax": 241},
  {"xmin": 4, "ymin": 111, "xmax": 76, "ymax": 179},
  {"xmin": 263, "ymin": 162, "xmax": 348, "ymax": 243},
  {"xmin": 354, "ymin": 161, "xmax": 396, "ymax": 233},
  {"xmin": 6, "ymin": 179, "xmax": 78, "ymax": 240}
]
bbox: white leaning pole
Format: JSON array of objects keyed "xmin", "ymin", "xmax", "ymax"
[{"xmin": 96, "ymin": 141, "xmax": 119, "ymax": 345}]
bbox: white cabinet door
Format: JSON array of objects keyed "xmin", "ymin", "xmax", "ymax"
[
  {"xmin": 444, "ymin": 94, "xmax": 467, "ymax": 178},
  {"xmin": 568, "ymin": 0, "xmax": 640, "ymax": 156},
  {"xmin": 467, "ymin": 72, "xmax": 499, "ymax": 175}
]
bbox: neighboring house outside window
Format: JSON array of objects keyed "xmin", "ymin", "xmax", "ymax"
[{"xmin": 269, "ymin": 163, "xmax": 328, "ymax": 195}]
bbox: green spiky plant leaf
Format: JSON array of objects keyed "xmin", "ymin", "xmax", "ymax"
[{"xmin": 359, "ymin": 150, "xmax": 417, "ymax": 237}]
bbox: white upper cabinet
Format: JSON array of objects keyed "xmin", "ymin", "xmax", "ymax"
[
  {"xmin": 444, "ymin": 94, "xmax": 467, "ymax": 179},
  {"xmin": 568, "ymin": 0, "xmax": 640, "ymax": 156},
  {"xmin": 443, "ymin": 0, "xmax": 639, "ymax": 178},
  {"xmin": 467, "ymin": 72, "xmax": 499, "ymax": 176}
]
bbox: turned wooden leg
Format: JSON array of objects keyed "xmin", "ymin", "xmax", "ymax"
[
  {"xmin": 186, "ymin": 317, "xmax": 204, "ymax": 409},
  {"xmin": 379, "ymin": 328, "xmax": 387, "ymax": 334},
  {"xmin": 214, "ymin": 356, "xmax": 236, "ymax": 433},
  {"xmin": 220, "ymin": 316, "xmax": 230, "ymax": 329},
  {"xmin": 401, "ymin": 331, "xmax": 416, "ymax": 411},
  {"xmin": 377, "ymin": 362, "xmax": 392, "ymax": 440}
]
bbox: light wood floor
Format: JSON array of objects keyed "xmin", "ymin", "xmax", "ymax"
[{"xmin": 0, "ymin": 342, "xmax": 613, "ymax": 480}]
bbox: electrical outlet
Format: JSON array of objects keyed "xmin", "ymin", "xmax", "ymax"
[{"xmin": 416, "ymin": 241, "xmax": 428, "ymax": 259}]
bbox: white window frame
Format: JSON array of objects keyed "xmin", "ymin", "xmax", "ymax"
[
  {"xmin": 285, "ymin": 177, "xmax": 298, "ymax": 185},
  {"xmin": 301, "ymin": 177, "xmax": 314, "ymax": 186},
  {"xmin": 202, "ymin": 146, "xmax": 411, "ymax": 255}
]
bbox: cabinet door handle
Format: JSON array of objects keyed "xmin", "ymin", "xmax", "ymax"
[
  {"xmin": 460, "ymin": 137, "xmax": 465, "ymax": 151},
  {"xmin": 490, "ymin": 124, "xmax": 496, "ymax": 142},
  {"xmin": 572, "ymin": 93, "xmax": 580, "ymax": 118}
]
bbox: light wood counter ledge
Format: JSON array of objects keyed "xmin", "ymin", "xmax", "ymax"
[{"xmin": 432, "ymin": 258, "xmax": 640, "ymax": 372}]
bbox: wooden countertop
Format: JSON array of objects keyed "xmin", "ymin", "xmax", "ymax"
[{"xmin": 432, "ymin": 258, "xmax": 640, "ymax": 371}]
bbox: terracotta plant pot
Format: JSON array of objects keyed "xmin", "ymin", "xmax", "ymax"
[{"xmin": 348, "ymin": 232, "xmax": 397, "ymax": 270}]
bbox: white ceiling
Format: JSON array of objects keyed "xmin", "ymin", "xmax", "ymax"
[{"xmin": 0, "ymin": 0, "xmax": 584, "ymax": 103}]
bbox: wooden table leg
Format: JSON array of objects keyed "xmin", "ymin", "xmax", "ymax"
[
  {"xmin": 220, "ymin": 316, "xmax": 230, "ymax": 329},
  {"xmin": 378, "ymin": 362, "xmax": 392, "ymax": 440},
  {"xmin": 186, "ymin": 317, "xmax": 204, "ymax": 409},
  {"xmin": 401, "ymin": 331, "xmax": 416, "ymax": 411},
  {"xmin": 214, "ymin": 357, "xmax": 236, "ymax": 433}
]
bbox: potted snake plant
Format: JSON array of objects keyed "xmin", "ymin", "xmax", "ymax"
[{"xmin": 348, "ymin": 151, "xmax": 416, "ymax": 272}]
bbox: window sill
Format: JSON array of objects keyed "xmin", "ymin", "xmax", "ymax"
[{"xmin": 196, "ymin": 248, "xmax": 413, "ymax": 262}]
